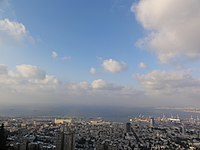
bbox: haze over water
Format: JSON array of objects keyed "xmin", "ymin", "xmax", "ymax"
[{"xmin": 0, "ymin": 105, "xmax": 199, "ymax": 122}]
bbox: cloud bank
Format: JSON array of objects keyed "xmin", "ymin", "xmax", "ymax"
[
  {"xmin": 135, "ymin": 70, "xmax": 200, "ymax": 97},
  {"xmin": 1, "ymin": 63, "xmax": 200, "ymax": 107},
  {"xmin": 0, "ymin": 64, "xmax": 144, "ymax": 107}
]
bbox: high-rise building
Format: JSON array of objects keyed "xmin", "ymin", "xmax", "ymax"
[
  {"xmin": 56, "ymin": 126, "xmax": 75, "ymax": 150},
  {"xmin": 126, "ymin": 122, "xmax": 131, "ymax": 133},
  {"xmin": 180, "ymin": 126, "xmax": 184, "ymax": 134},
  {"xmin": 150, "ymin": 117, "xmax": 155, "ymax": 127}
]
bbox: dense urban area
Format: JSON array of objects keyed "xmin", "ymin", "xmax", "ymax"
[{"xmin": 1, "ymin": 114, "xmax": 200, "ymax": 150}]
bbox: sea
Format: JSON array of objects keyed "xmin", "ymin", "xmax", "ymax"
[{"xmin": 0, "ymin": 105, "xmax": 199, "ymax": 122}]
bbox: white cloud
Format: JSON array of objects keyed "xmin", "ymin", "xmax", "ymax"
[
  {"xmin": 138, "ymin": 62, "xmax": 147, "ymax": 69},
  {"xmin": 102, "ymin": 59, "xmax": 127, "ymax": 73},
  {"xmin": 67, "ymin": 79, "xmax": 107, "ymax": 91},
  {"xmin": 89, "ymin": 67, "xmax": 96, "ymax": 74},
  {"xmin": 51, "ymin": 51, "xmax": 58, "ymax": 59},
  {"xmin": 3, "ymin": 64, "xmax": 200, "ymax": 107},
  {"xmin": 91, "ymin": 79, "xmax": 123, "ymax": 91},
  {"xmin": 0, "ymin": 64, "xmax": 59, "ymax": 93},
  {"xmin": 132, "ymin": 0, "xmax": 200, "ymax": 63},
  {"xmin": 0, "ymin": 64, "xmax": 147, "ymax": 107},
  {"xmin": 16, "ymin": 64, "xmax": 46, "ymax": 79},
  {"xmin": 91, "ymin": 79, "xmax": 107, "ymax": 89},
  {"xmin": 135, "ymin": 70, "xmax": 200, "ymax": 95},
  {"xmin": 67, "ymin": 81, "xmax": 90, "ymax": 91},
  {"xmin": 63, "ymin": 79, "xmax": 146, "ymax": 106},
  {"xmin": 0, "ymin": 18, "xmax": 28, "ymax": 45},
  {"xmin": 67, "ymin": 79, "xmax": 123, "ymax": 92},
  {"xmin": 0, "ymin": 64, "xmax": 125, "ymax": 95}
]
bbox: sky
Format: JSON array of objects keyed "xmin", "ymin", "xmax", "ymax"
[{"xmin": 1, "ymin": 0, "xmax": 200, "ymax": 110}]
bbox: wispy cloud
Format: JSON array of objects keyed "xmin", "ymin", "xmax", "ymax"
[
  {"xmin": 138, "ymin": 62, "xmax": 147, "ymax": 69},
  {"xmin": 0, "ymin": 0, "xmax": 15, "ymax": 18},
  {"xmin": 51, "ymin": 51, "xmax": 58, "ymax": 59},
  {"xmin": 61, "ymin": 56, "xmax": 71, "ymax": 61},
  {"xmin": 89, "ymin": 67, "xmax": 96, "ymax": 75},
  {"xmin": 52, "ymin": 51, "xmax": 71, "ymax": 61}
]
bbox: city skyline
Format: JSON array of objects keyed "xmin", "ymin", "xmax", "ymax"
[{"xmin": 1, "ymin": 0, "xmax": 200, "ymax": 109}]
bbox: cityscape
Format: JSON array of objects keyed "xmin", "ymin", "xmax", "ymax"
[
  {"xmin": 1, "ymin": 110, "xmax": 200, "ymax": 150},
  {"xmin": 1, "ymin": 0, "xmax": 200, "ymax": 149}
]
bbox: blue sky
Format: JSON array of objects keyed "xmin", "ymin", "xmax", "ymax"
[
  {"xmin": 1, "ymin": 0, "xmax": 200, "ymax": 108},
  {"xmin": 1, "ymin": 0, "xmax": 154, "ymax": 83}
]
